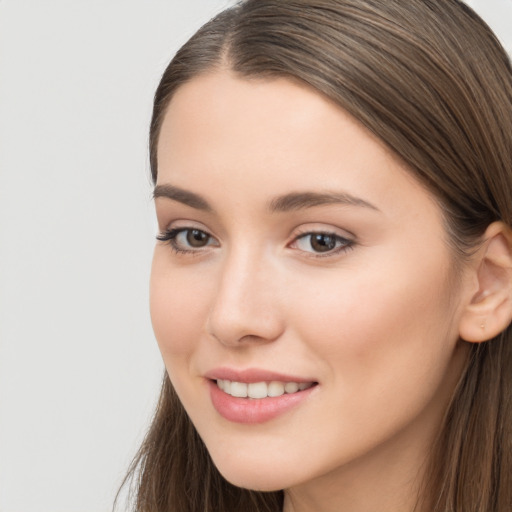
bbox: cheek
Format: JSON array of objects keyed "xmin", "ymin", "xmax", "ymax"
[
  {"xmin": 277, "ymin": 258, "xmax": 461, "ymax": 465},
  {"xmin": 149, "ymin": 253, "xmax": 213, "ymax": 360},
  {"xmin": 286, "ymin": 252, "xmax": 458, "ymax": 388}
]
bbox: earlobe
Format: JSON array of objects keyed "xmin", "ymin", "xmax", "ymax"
[{"xmin": 459, "ymin": 222, "xmax": 512, "ymax": 343}]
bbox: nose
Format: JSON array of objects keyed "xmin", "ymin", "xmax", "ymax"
[{"xmin": 206, "ymin": 248, "xmax": 285, "ymax": 347}]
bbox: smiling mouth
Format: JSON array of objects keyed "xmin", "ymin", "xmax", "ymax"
[{"xmin": 215, "ymin": 379, "xmax": 317, "ymax": 399}]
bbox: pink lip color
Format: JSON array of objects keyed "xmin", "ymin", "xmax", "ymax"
[
  {"xmin": 205, "ymin": 368, "xmax": 317, "ymax": 424},
  {"xmin": 204, "ymin": 367, "xmax": 314, "ymax": 384}
]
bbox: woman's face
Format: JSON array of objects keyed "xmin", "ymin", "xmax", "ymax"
[{"xmin": 151, "ymin": 71, "xmax": 472, "ymax": 495}]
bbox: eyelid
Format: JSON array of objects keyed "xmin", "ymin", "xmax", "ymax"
[
  {"xmin": 287, "ymin": 225, "xmax": 356, "ymax": 258},
  {"xmin": 291, "ymin": 223, "xmax": 355, "ymax": 239},
  {"xmin": 289, "ymin": 223, "xmax": 355, "ymax": 245},
  {"xmin": 157, "ymin": 218, "xmax": 218, "ymax": 240},
  {"xmin": 156, "ymin": 225, "xmax": 219, "ymax": 255},
  {"xmin": 156, "ymin": 221, "xmax": 355, "ymax": 258}
]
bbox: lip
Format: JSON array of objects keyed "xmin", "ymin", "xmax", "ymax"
[
  {"xmin": 205, "ymin": 367, "xmax": 318, "ymax": 424},
  {"xmin": 204, "ymin": 367, "xmax": 316, "ymax": 384}
]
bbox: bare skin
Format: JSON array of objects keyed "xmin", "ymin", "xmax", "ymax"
[{"xmin": 151, "ymin": 71, "xmax": 488, "ymax": 511}]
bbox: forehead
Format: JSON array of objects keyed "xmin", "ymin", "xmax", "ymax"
[{"xmin": 156, "ymin": 70, "xmax": 439, "ymax": 222}]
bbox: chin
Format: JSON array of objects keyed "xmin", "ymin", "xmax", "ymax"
[
  {"xmin": 208, "ymin": 449, "xmax": 307, "ymax": 492},
  {"xmin": 217, "ymin": 467, "xmax": 287, "ymax": 492}
]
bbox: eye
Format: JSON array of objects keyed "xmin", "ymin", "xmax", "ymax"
[
  {"xmin": 156, "ymin": 227, "xmax": 218, "ymax": 253},
  {"xmin": 181, "ymin": 229, "xmax": 211, "ymax": 248},
  {"xmin": 291, "ymin": 231, "xmax": 353, "ymax": 256}
]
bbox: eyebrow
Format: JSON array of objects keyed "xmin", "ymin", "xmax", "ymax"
[
  {"xmin": 268, "ymin": 191, "xmax": 380, "ymax": 212},
  {"xmin": 153, "ymin": 184, "xmax": 379, "ymax": 213},
  {"xmin": 153, "ymin": 184, "xmax": 213, "ymax": 212}
]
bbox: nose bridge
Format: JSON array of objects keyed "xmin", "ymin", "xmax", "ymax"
[{"xmin": 207, "ymin": 242, "xmax": 282, "ymax": 346}]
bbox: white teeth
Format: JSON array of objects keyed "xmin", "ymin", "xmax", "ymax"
[
  {"xmin": 216, "ymin": 379, "xmax": 313, "ymax": 399},
  {"xmin": 268, "ymin": 381, "xmax": 285, "ymax": 397},
  {"xmin": 230, "ymin": 381, "xmax": 248, "ymax": 398},
  {"xmin": 248, "ymin": 382, "xmax": 268, "ymax": 399},
  {"xmin": 284, "ymin": 382, "xmax": 299, "ymax": 394}
]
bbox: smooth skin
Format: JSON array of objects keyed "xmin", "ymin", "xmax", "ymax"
[{"xmin": 150, "ymin": 70, "xmax": 512, "ymax": 512}]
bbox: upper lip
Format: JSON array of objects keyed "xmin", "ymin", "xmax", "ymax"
[{"xmin": 204, "ymin": 367, "xmax": 317, "ymax": 384}]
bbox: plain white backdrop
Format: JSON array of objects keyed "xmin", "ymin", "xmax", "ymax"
[{"xmin": 0, "ymin": 1, "xmax": 510, "ymax": 511}]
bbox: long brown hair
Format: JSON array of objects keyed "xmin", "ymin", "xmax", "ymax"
[{"xmin": 120, "ymin": 1, "xmax": 512, "ymax": 510}]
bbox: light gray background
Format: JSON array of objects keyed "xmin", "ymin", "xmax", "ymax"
[{"xmin": 0, "ymin": 1, "xmax": 510, "ymax": 511}]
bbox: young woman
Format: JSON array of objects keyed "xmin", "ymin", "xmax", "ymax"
[{"xmin": 122, "ymin": 1, "xmax": 512, "ymax": 510}]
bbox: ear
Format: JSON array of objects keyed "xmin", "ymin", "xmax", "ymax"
[{"xmin": 459, "ymin": 222, "xmax": 512, "ymax": 342}]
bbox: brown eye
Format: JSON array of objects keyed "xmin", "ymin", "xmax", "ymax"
[
  {"xmin": 310, "ymin": 233, "xmax": 337, "ymax": 252},
  {"xmin": 186, "ymin": 229, "xmax": 210, "ymax": 247},
  {"xmin": 291, "ymin": 231, "xmax": 353, "ymax": 256},
  {"xmin": 156, "ymin": 227, "xmax": 218, "ymax": 253}
]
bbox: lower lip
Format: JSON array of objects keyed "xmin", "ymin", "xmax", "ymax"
[{"xmin": 208, "ymin": 380, "xmax": 316, "ymax": 424}]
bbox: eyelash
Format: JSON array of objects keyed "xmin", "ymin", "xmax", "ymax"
[
  {"xmin": 156, "ymin": 228, "xmax": 217, "ymax": 255},
  {"xmin": 291, "ymin": 229, "xmax": 355, "ymax": 258},
  {"xmin": 156, "ymin": 227, "xmax": 355, "ymax": 258}
]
